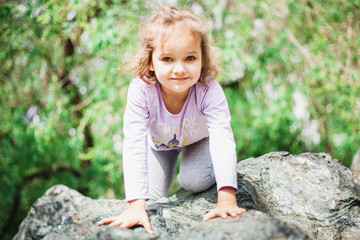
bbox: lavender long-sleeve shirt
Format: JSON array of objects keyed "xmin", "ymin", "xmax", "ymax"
[{"xmin": 122, "ymin": 77, "xmax": 238, "ymax": 201}]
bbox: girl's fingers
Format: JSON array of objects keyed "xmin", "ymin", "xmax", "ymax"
[
  {"xmin": 97, "ymin": 214, "xmax": 154, "ymax": 234},
  {"xmin": 142, "ymin": 220, "xmax": 154, "ymax": 234},
  {"xmin": 203, "ymin": 206, "xmax": 247, "ymax": 221},
  {"xmin": 119, "ymin": 221, "xmax": 133, "ymax": 228},
  {"xmin": 203, "ymin": 209, "xmax": 216, "ymax": 221},
  {"xmin": 228, "ymin": 207, "xmax": 246, "ymax": 217},
  {"xmin": 238, "ymin": 208, "xmax": 247, "ymax": 214},
  {"xmin": 97, "ymin": 217, "xmax": 117, "ymax": 225},
  {"xmin": 230, "ymin": 212, "xmax": 238, "ymax": 217},
  {"xmin": 109, "ymin": 220, "xmax": 123, "ymax": 227}
]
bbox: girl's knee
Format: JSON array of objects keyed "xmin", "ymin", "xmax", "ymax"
[{"xmin": 179, "ymin": 175, "xmax": 215, "ymax": 193}]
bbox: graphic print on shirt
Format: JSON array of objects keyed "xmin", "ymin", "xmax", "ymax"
[
  {"xmin": 168, "ymin": 134, "xmax": 179, "ymax": 148},
  {"xmin": 150, "ymin": 116, "xmax": 201, "ymax": 150}
]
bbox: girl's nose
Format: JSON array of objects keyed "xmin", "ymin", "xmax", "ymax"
[{"xmin": 174, "ymin": 63, "xmax": 185, "ymax": 74}]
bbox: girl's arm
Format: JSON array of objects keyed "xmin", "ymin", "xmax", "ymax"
[
  {"xmin": 201, "ymin": 80, "xmax": 238, "ymax": 193},
  {"xmin": 122, "ymin": 78, "xmax": 151, "ymax": 201},
  {"xmin": 201, "ymin": 81, "xmax": 246, "ymax": 219},
  {"xmin": 97, "ymin": 78, "xmax": 153, "ymax": 233}
]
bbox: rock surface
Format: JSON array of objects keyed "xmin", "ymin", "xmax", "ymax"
[
  {"xmin": 40, "ymin": 188, "xmax": 310, "ymax": 240},
  {"xmin": 237, "ymin": 152, "xmax": 360, "ymax": 240},
  {"xmin": 13, "ymin": 185, "xmax": 91, "ymax": 240},
  {"xmin": 14, "ymin": 152, "xmax": 360, "ymax": 240},
  {"xmin": 174, "ymin": 210, "xmax": 309, "ymax": 240}
]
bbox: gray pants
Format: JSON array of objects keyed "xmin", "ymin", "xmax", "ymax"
[{"xmin": 148, "ymin": 137, "xmax": 216, "ymax": 200}]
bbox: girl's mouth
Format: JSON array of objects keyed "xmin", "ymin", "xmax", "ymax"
[{"xmin": 171, "ymin": 77, "xmax": 189, "ymax": 81}]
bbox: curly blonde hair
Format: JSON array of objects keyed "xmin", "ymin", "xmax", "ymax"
[{"xmin": 127, "ymin": 6, "xmax": 219, "ymax": 85}]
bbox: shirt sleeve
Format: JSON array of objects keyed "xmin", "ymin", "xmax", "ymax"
[
  {"xmin": 201, "ymin": 80, "xmax": 238, "ymax": 191},
  {"xmin": 122, "ymin": 78, "xmax": 150, "ymax": 201}
]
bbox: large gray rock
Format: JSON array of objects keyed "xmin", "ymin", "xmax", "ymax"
[
  {"xmin": 42, "ymin": 186, "xmax": 308, "ymax": 240},
  {"xmin": 175, "ymin": 210, "xmax": 310, "ymax": 240},
  {"xmin": 14, "ymin": 152, "xmax": 360, "ymax": 240},
  {"xmin": 237, "ymin": 152, "xmax": 360, "ymax": 240},
  {"xmin": 13, "ymin": 184, "xmax": 91, "ymax": 240}
]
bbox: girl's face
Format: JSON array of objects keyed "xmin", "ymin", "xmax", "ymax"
[{"xmin": 150, "ymin": 31, "xmax": 202, "ymax": 98}]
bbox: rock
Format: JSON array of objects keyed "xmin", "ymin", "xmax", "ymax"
[
  {"xmin": 237, "ymin": 152, "xmax": 360, "ymax": 240},
  {"xmin": 14, "ymin": 152, "xmax": 360, "ymax": 240},
  {"xmin": 350, "ymin": 149, "xmax": 360, "ymax": 179},
  {"xmin": 175, "ymin": 210, "xmax": 310, "ymax": 240},
  {"xmin": 94, "ymin": 227, "xmax": 159, "ymax": 240},
  {"xmin": 41, "ymin": 199, "xmax": 128, "ymax": 240},
  {"xmin": 42, "ymin": 187, "xmax": 309, "ymax": 240},
  {"xmin": 13, "ymin": 185, "xmax": 91, "ymax": 240}
]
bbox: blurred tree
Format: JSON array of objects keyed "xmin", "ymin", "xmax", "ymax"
[
  {"xmin": 0, "ymin": 0, "xmax": 359, "ymax": 239},
  {"xmin": 0, "ymin": 0, "xmax": 139, "ymax": 238}
]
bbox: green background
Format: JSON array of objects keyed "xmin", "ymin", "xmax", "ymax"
[{"xmin": 1, "ymin": 0, "xmax": 359, "ymax": 238}]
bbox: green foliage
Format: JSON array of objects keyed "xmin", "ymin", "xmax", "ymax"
[{"xmin": 0, "ymin": 0, "xmax": 359, "ymax": 239}]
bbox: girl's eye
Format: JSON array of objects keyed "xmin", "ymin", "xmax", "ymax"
[
  {"xmin": 162, "ymin": 57, "xmax": 173, "ymax": 62},
  {"xmin": 186, "ymin": 56, "xmax": 196, "ymax": 61}
]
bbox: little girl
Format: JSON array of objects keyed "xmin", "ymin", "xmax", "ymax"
[{"xmin": 98, "ymin": 6, "xmax": 246, "ymax": 233}]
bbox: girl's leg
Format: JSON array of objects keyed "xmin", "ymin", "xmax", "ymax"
[
  {"xmin": 179, "ymin": 137, "xmax": 216, "ymax": 193},
  {"xmin": 148, "ymin": 147, "xmax": 180, "ymax": 200}
]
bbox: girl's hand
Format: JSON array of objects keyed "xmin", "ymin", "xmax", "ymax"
[
  {"xmin": 203, "ymin": 187, "xmax": 246, "ymax": 221},
  {"xmin": 97, "ymin": 199, "xmax": 154, "ymax": 234},
  {"xmin": 202, "ymin": 201, "xmax": 246, "ymax": 221}
]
